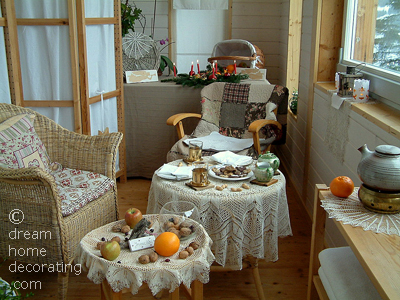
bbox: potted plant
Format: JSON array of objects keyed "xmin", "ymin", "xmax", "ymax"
[{"xmin": 120, "ymin": 0, "xmax": 144, "ymax": 37}]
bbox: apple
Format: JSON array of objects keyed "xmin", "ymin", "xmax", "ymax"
[
  {"xmin": 125, "ymin": 208, "xmax": 143, "ymax": 228},
  {"xmin": 100, "ymin": 241, "xmax": 120, "ymax": 261}
]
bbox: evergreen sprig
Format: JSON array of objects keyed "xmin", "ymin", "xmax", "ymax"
[{"xmin": 161, "ymin": 72, "xmax": 249, "ymax": 88}]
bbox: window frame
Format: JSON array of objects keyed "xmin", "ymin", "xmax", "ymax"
[{"xmin": 339, "ymin": 0, "xmax": 400, "ymax": 109}]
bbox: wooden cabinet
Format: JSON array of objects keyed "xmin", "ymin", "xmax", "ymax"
[{"xmin": 307, "ymin": 184, "xmax": 400, "ymax": 300}]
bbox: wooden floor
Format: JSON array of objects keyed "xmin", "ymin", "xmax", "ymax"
[{"xmin": 0, "ymin": 174, "xmax": 312, "ymax": 299}]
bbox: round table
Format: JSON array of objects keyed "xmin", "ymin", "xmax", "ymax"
[
  {"xmin": 147, "ymin": 159, "xmax": 292, "ymax": 270},
  {"xmin": 76, "ymin": 214, "xmax": 214, "ymax": 299}
]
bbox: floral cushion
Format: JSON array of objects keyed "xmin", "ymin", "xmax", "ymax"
[
  {"xmin": 0, "ymin": 114, "xmax": 52, "ymax": 172},
  {"xmin": 51, "ymin": 165, "xmax": 114, "ymax": 217}
]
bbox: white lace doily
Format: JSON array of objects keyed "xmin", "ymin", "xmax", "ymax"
[
  {"xmin": 76, "ymin": 215, "xmax": 215, "ymax": 296},
  {"xmin": 147, "ymin": 158, "xmax": 292, "ymax": 270},
  {"xmin": 321, "ymin": 188, "xmax": 400, "ymax": 236}
]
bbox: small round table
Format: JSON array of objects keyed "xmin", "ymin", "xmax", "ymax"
[
  {"xmin": 76, "ymin": 214, "xmax": 214, "ymax": 299},
  {"xmin": 147, "ymin": 159, "xmax": 292, "ymax": 270}
]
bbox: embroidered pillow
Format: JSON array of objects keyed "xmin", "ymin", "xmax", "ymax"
[{"xmin": 0, "ymin": 114, "xmax": 52, "ymax": 172}]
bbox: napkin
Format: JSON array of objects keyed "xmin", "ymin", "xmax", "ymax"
[
  {"xmin": 211, "ymin": 151, "xmax": 253, "ymax": 166},
  {"xmin": 183, "ymin": 132, "xmax": 253, "ymax": 152},
  {"xmin": 157, "ymin": 164, "xmax": 193, "ymax": 180}
]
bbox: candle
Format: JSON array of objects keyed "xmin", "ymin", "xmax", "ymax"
[
  {"xmin": 173, "ymin": 63, "xmax": 176, "ymax": 77},
  {"xmin": 215, "ymin": 60, "xmax": 218, "ymax": 73},
  {"xmin": 212, "ymin": 62, "xmax": 215, "ymax": 75},
  {"xmin": 197, "ymin": 59, "xmax": 200, "ymax": 74},
  {"xmin": 353, "ymin": 79, "xmax": 370, "ymax": 102},
  {"xmin": 234, "ymin": 60, "xmax": 236, "ymax": 74},
  {"xmin": 189, "ymin": 61, "xmax": 195, "ymax": 76}
]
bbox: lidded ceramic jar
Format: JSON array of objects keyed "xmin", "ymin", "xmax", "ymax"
[
  {"xmin": 357, "ymin": 144, "xmax": 400, "ymax": 191},
  {"xmin": 258, "ymin": 151, "xmax": 280, "ymax": 173},
  {"xmin": 253, "ymin": 162, "xmax": 274, "ymax": 182}
]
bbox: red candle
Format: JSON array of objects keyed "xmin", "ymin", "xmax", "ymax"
[
  {"xmin": 173, "ymin": 63, "xmax": 176, "ymax": 77},
  {"xmin": 191, "ymin": 62, "xmax": 194, "ymax": 73},
  {"xmin": 215, "ymin": 60, "xmax": 218, "ymax": 73},
  {"xmin": 234, "ymin": 60, "xmax": 236, "ymax": 74},
  {"xmin": 197, "ymin": 59, "xmax": 200, "ymax": 74}
]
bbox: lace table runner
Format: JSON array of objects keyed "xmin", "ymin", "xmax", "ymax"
[
  {"xmin": 321, "ymin": 188, "xmax": 400, "ymax": 236},
  {"xmin": 147, "ymin": 158, "xmax": 292, "ymax": 270},
  {"xmin": 76, "ymin": 215, "xmax": 215, "ymax": 296}
]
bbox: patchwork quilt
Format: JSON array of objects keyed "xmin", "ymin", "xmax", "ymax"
[{"xmin": 167, "ymin": 81, "xmax": 288, "ymax": 162}]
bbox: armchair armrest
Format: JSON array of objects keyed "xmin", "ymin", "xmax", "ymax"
[
  {"xmin": 45, "ymin": 130, "xmax": 123, "ymax": 179},
  {"xmin": 167, "ymin": 113, "xmax": 201, "ymax": 140},
  {"xmin": 248, "ymin": 119, "xmax": 282, "ymax": 155}
]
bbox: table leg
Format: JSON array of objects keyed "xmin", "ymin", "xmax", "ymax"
[
  {"xmin": 191, "ymin": 280, "xmax": 203, "ymax": 300},
  {"xmin": 101, "ymin": 280, "xmax": 122, "ymax": 300},
  {"xmin": 169, "ymin": 286, "xmax": 179, "ymax": 300},
  {"xmin": 252, "ymin": 266, "xmax": 266, "ymax": 300}
]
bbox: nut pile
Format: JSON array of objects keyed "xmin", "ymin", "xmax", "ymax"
[
  {"xmin": 211, "ymin": 165, "xmax": 251, "ymax": 178},
  {"xmin": 164, "ymin": 217, "xmax": 195, "ymax": 239}
]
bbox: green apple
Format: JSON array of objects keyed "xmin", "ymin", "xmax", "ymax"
[
  {"xmin": 100, "ymin": 241, "xmax": 120, "ymax": 261},
  {"xmin": 125, "ymin": 208, "xmax": 143, "ymax": 228}
]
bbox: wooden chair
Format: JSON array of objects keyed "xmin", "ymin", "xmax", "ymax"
[
  {"xmin": 0, "ymin": 103, "xmax": 122, "ymax": 299},
  {"xmin": 166, "ymin": 82, "xmax": 288, "ymax": 161}
]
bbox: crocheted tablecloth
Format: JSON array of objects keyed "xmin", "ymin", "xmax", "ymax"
[
  {"xmin": 321, "ymin": 188, "xmax": 400, "ymax": 236},
  {"xmin": 147, "ymin": 158, "xmax": 292, "ymax": 270},
  {"xmin": 76, "ymin": 215, "xmax": 215, "ymax": 296}
]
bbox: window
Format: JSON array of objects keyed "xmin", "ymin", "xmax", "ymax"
[{"xmin": 341, "ymin": 0, "xmax": 400, "ymax": 108}]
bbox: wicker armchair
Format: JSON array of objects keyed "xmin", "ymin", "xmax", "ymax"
[{"xmin": 0, "ymin": 103, "xmax": 122, "ymax": 299}]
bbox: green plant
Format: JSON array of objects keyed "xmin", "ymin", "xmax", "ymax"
[
  {"xmin": 121, "ymin": 0, "xmax": 144, "ymax": 37},
  {"xmin": 289, "ymin": 89, "xmax": 298, "ymax": 115},
  {"xmin": 0, "ymin": 259, "xmax": 33, "ymax": 300},
  {"xmin": 159, "ymin": 55, "xmax": 175, "ymax": 74}
]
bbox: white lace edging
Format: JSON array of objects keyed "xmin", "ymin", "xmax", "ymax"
[
  {"xmin": 321, "ymin": 188, "xmax": 400, "ymax": 236},
  {"xmin": 76, "ymin": 216, "xmax": 215, "ymax": 295}
]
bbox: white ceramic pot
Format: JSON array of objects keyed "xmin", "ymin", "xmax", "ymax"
[
  {"xmin": 258, "ymin": 151, "xmax": 280, "ymax": 172},
  {"xmin": 253, "ymin": 162, "xmax": 274, "ymax": 182}
]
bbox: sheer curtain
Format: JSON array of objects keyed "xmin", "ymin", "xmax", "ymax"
[
  {"xmin": 1, "ymin": 0, "xmax": 118, "ymax": 136},
  {"xmin": 0, "ymin": 6, "xmax": 13, "ymax": 104},
  {"xmin": 174, "ymin": 0, "xmax": 228, "ymax": 72}
]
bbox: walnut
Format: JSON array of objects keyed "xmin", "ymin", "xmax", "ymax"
[
  {"xmin": 139, "ymin": 255, "xmax": 150, "ymax": 264},
  {"xmin": 180, "ymin": 221, "xmax": 192, "ymax": 228},
  {"xmin": 189, "ymin": 241, "xmax": 199, "ymax": 250},
  {"xmin": 111, "ymin": 224, "xmax": 123, "ymax": 232},
  {"xmin": 172, "ymin": 216, "xmax": 180, "ymax": 225},
  {"xmin": 186, "ymin": 246, "xmax": 194, "ymax": 256},
  {"xmin": 179, "ymin": 250, "xmax": 189, "ymax": 259},
  {"xmin": 180, "ymin": 227, "xmax": 192, "ymax": 237},
  {"xmin": 111, "ymin": 236, "xmax": 121, "ymax": 243},
  {"xmin": 97, "ymin": 241, "xmax": 106, "ymax": 250},
  {"xmin": 165, "ymin": 221, "xmax": 175, "ymax": 229},
  {"xmin": 121, "ymin": 225, "xmax": 130, "ymax": 233},
  {"xmin": 149, "ymin": 252, "xmax": 158, "ymax": 262},
  {"xmin": 167, "ymin": 227, "xmax": 181, "ymax": 238}
]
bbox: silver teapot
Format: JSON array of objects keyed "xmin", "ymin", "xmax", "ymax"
[{"xmin": 357, "ymin": 144, "xmax": 400, "ymax": 191}]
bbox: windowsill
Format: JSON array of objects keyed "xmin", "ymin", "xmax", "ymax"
[{"xmin": 315, "ymin": 82, "xmax": 400, "ymax": 139}]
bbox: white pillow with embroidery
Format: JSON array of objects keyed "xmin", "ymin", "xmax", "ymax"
[{"xmin": 0, "ymin": 114, "xmax": 52, "ymax": 172}]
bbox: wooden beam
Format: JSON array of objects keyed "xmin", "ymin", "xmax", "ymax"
[
  {"xmin": 24, "ymin": 100, "xmax": 74, "ymax": 107},
  {"xmin": 353, "ymin": 0, "xmax": 379, "ymax": 63},
  {"xmin": 2, "ymin": 0, "xmax": 24, "ymax": 106},
  {"xmin": 317, "ymin": 0, "xmax": 344, "ymax": 82},
  {"xmin": 16, "ymin": 18, "xmax": 69, "ymax": 25},
  {"xmin": 286, "ymin": 0, "xmax": 303, "ymax": 96},
  {"xmin": 86, "ymin": 17, "xmax": 117, "ymax": 25},
  {"xmin": 113, "ymin": 0, "xmax": 127, "ymax": 182},
  {"xmin": 88, "ymin": 89, "xmax": 122, "ymax": 105},
  {"xmin": 76, "ymin": 0, "xmax": 91, "ymax": 135}
]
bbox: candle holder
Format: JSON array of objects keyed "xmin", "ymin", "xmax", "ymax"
[
  {"xmin": 353, "ymin": 79, "xmax": 370, "ymax": 102},
  {"xmin": 337, "ymin": 66, "xmax": 363, "ymax": 97}
]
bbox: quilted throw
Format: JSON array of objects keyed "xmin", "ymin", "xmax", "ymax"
[{"xmin": 193, "ymin": 82, "xmax": 288, "ymax": 143}]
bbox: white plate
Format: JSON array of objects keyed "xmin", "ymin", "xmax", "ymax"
[
  {"xmin": 156, "ymin": 172, "xmax": 190, "ymax": 181},
  {"xmin": 208, "ymin": 165, "xmax": 254, "ymax": 181}
]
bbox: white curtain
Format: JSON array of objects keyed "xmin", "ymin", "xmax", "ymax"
[
  {"xmin": 0, "ymin": 6, "xmax": 12, "ymax": 104},
  {"xmin": 1, "ymin": 0, "xmax": 118, "ymax": 136},
  {"xmin": 173, "ymin": 0, "xmax": 229, "ymax": 10}
]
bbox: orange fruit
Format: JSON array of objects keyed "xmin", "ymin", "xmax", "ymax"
[
  {"xmin": 154, "ymin": 232, "xmax": 180, "ymax": 257},
  {"xmin": 330, "ymin": 176, "xmax": 354, "ymax": 198},
  {"xmin": 226, "ymin": 64, "xmax": 235, "ymax": 74}
]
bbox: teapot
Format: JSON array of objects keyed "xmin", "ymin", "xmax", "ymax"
[
  {"xmin": 258, "ymin": 151, "xmax": 280, "ymax": 173},
  {"xmin": 253, "ymin": 162, "xmax": 274, "ymax": 182},
  {"xmin": 357, "ymin": 144, "xmax": 400, "ymax": 191}
]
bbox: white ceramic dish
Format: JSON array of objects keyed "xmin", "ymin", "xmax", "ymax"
[{"xmin": 208, "ymin": 165, "xmax": 254, "ymax": 181}]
